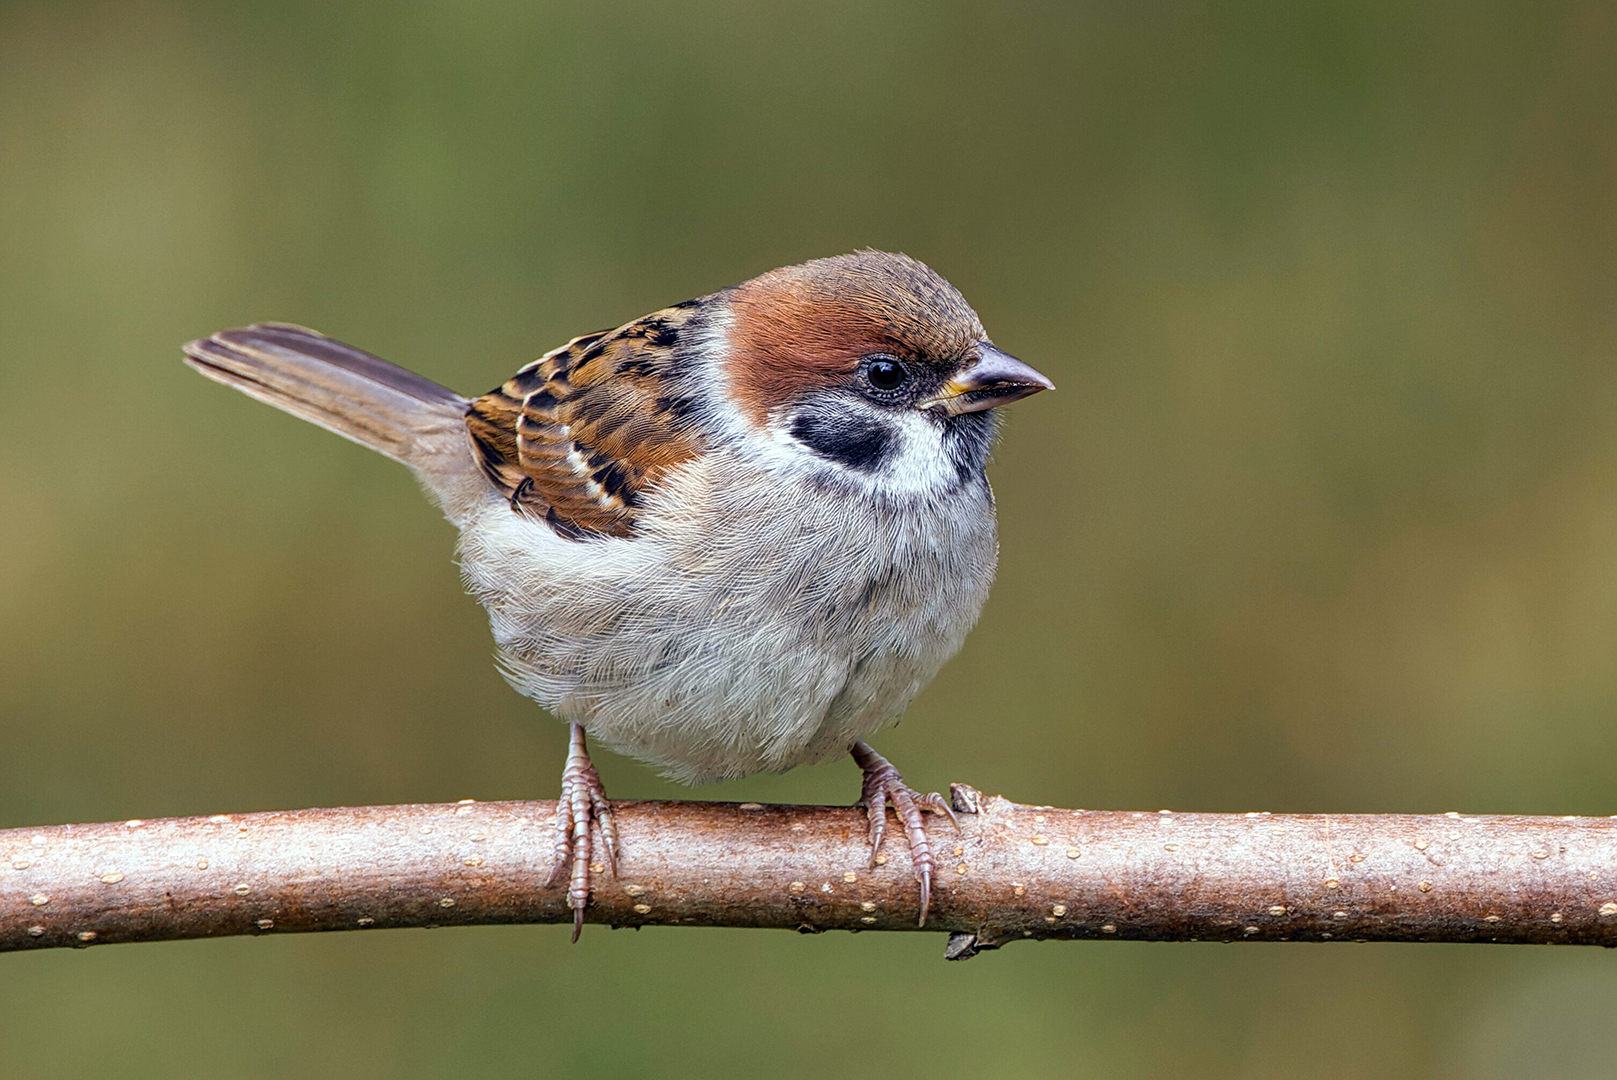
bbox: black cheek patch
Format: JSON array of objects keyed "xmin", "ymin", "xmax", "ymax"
[{"xmin": 789, "ymin": 409, "xmax": 897, "ymax": 473}]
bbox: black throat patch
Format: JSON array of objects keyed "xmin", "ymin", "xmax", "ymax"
[{"xmin": 941, "ymin": 410, "xmax": 996, "ymax": 484}]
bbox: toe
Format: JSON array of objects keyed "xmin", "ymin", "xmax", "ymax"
[
  {"xmin": 919, "ymin": 789, "xmax": 961, "ymax": 833},
  {"xmin": 549, "ymin": 726, "xmax": 616, "ymax": 941}
]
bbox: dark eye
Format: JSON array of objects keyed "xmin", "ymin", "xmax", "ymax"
[{"xmin": 862, "ymin": 356, "xmax": 909, "ymax": 394}]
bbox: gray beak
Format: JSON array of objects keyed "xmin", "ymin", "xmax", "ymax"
[{"xmin": 924, "ymin": 343, "xmax": 1054, "ymax": 415}]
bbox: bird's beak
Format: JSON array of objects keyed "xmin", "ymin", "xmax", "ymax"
[{"xmin": 922, "ymin": 343, "xmax": 1054, "ymax": 415}]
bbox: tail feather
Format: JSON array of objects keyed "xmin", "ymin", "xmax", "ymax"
[
  {"xmin": 183, "ymin": 322, "xmax": 469, "ymax": 466},
  {"xmin": 183, "ymin": 323, "xmax": 484, "ymax": 518}
]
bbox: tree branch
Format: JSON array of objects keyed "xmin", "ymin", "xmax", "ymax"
[{"xmin": 5, "ymin": 789, "xmax": 1617, "ymax": 958}]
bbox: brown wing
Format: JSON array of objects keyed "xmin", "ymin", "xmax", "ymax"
[{"xmin": 465, "ymin": 304, "xmax": 705, "ymax": 539}]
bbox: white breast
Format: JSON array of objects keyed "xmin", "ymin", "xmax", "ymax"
[{"xmin": 455, "ymin": 447, "xmax": 998, "ymax": 783}]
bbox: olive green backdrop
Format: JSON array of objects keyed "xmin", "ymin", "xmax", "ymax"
[{"xmin": 4, "ymin": 1, "xmax": 1616, "ymax": 1076}]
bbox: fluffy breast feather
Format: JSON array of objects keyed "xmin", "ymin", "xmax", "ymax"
[{"xmin": 455, "ymin": 445, "xmax": 999, "ymax": 782}]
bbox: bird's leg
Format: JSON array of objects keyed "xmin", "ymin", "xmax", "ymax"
[
  {"xmin": 545, "ymin": 723, "xmax": 618, "ymax": 942},
  {"xmin": 850, "ymin": 740, "xmax": 960, "ymax": 927}
]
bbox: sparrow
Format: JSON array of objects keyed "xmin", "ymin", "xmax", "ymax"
[{"xmin": 183, "ymin": 251, "xmax": 1051, "ymax": 938}]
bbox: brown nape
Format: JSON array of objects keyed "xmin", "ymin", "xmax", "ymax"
[{"xmin": 725, "ymin": 251, "xmax": 987, "ymax": 426}]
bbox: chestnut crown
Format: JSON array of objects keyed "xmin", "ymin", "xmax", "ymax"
[{"xmin": 723, "ymin": 251, "xmax": 993, "ymax": 422}]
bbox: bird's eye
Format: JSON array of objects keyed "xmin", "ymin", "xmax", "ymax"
[{"xmin": 862, "ymin": 356, "xmax": 909, "ymax": 394}]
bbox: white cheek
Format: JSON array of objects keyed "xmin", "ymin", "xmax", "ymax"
[
  {"xmin": 870, "ymin": 410, "xmax": 957, "ymax": 493},
  {"xmin": 751, "ymin": 405, "xmax": 956, "ymax": 496}
]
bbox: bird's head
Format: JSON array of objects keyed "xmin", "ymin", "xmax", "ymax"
[{"xmin": 716, "ymin": 251, "xmax": 1052, "ymax": 494}]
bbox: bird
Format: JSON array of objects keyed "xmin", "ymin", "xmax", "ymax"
[{"xmin": 183, "ymin": 250, "xmax": 1052, "ymax": 939}]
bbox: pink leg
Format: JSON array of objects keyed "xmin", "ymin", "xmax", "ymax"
[
  {"xmin": 850, "ymin": 741, "xmax": 960, "ymax": 927},
  {"xmin": 544, "ymin": 723, "xmax": 618, "ymax": 942}
]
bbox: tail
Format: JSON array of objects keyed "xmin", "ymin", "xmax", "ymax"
[{"xmin": 183, "ymin": 323, "xmax": 483, "ymax": 515}]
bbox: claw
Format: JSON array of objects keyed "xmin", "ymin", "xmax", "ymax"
[
  {"xmin": 548, "ymin": 723, "xmax": 615, "ymax": 942},
  {"xmin": 917, "ymin": 789, "xmax": 960, "ymax": 832},
  {"xmin": 851, "ymin": 740, "xmax": 955, "ymax": 927}
]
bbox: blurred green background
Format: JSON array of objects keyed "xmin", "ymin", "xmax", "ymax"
[{"xmin": 3, "ymin": 0, "xmax": 1616, "ymax": 1075}]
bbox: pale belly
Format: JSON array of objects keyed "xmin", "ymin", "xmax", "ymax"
[{"xmin": 455, "ymin": 457, "xmax": 999, "ymax": 783}]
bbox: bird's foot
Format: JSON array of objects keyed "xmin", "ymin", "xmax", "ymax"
[
  {"xmin": 545, "ymin": 723, "xmax": 618, "ymax": 942},
  {"xmin": 850, "ymin": 740, "xmax": 960, "ymax": 927}
]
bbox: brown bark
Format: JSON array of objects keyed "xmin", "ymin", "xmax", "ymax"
[{"xmin": 4, "ymin": 789, "xmax": 1617, "ymax": 958}]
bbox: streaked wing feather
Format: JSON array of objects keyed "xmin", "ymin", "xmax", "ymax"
[{"xmin": 466, "ymin": 309, "xmax": 704, "ymax": 539}]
